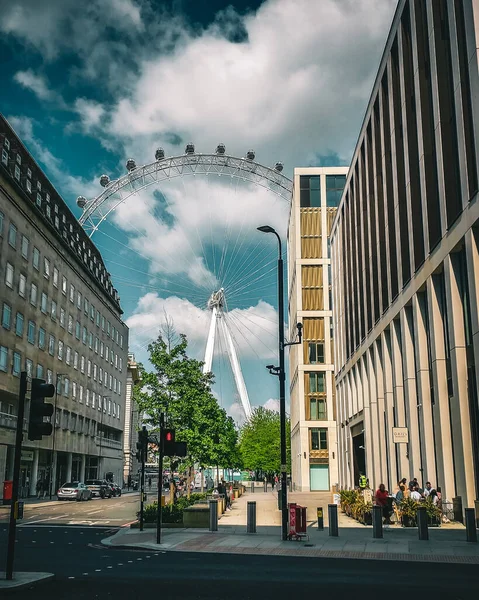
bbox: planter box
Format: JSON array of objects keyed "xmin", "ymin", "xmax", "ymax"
[
  {"xmin": 183, "ymin": 504, "xmax": 210, "ymax": 528},
  {"xmin": 402, "ymin": 516, "xmax": 417, "ymax": 527}
]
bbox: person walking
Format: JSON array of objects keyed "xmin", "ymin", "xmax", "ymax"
[
  {"xmin": 410, "ymin": 486, "xmax": 422, "ymax": 501},
  {"xmin": 375, "ymin": 483, "xmax": 391, "ymax": 524},
  {"xmin": 36, "ymin": 478, "xmax": 43, "ymax": 499}
]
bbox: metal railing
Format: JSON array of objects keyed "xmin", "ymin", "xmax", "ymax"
[
  {"xmin": 0, "ymin": 412, "xmax": 27, "ymax": 431},
  {"xmin": 94, "ymin": 435, "xmax": 122, "ymax": 449}
]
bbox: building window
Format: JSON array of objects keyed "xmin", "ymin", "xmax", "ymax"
[
  {"xmin": 93, "ymin": 364, "xmax": 97, "ymax": 381},
  {"xmin": 18, "ymin": 274, "xmax": 26, "ymax": 298},
  {"xmin": 75, "ymin": 321, "xmax": 81, "ymax": 340},
  {"xmin": 1, "ymin": 148, "xmax": 7, "ymax": 165},
  {"xmin": 310, "ymin": 428, "xmax": 328, "ymax": 450},
  {"xmin": 105, "ymin": 346, "xmax": 109, "ymax": 361},
  {"xmin": 89, "ymin": 332, "xmax": 93, "ymax": 349},
  {"xmin": 86, "ymin": 389, "xmax": 90, "ymax": 406},
  {"xmin": 80, "ymin": 355, "xmax": 85, "ymax": 373},
  {"xmin": 2, "ymin": 303, "xmax": 12, "ymax": 329},
  {"xmin": 46, "ymin": 204, "xmax": 51, "ymax": 218},
  {"xmin": 308, "ymin": 342, "xmax": 324, "ymax": 364},
  {"xmin": 84, "ymin": 298, "xmax": 89, "ymax": 315},
  {"xmin": 87, "ymin": 360, "xmax": 91, "ymax": 377},
  {"xmin": 100, "ymin": 342, "xmax": 104, "ymax": 357},
  {"xmin": 26, "ymin": 359, "xmax": 33, "ymax": 377},
  {"xmin": 101, "ymin": 316, "xmax": 105, "ymax": 331},
  {"xmin": 58, "ymin": 340, "xmax": 64, "ymax": 361},
  {"xmin": 47, "ymin": 369, "xmax": 53, "ymax": 384},
  {"xmin": 36, "ymin": 364, "xmax": 44, "ymax": 378},
  {"xmin": 62, "ymin": 276, "xmax": 67, "ymax": 295},
  {"xmin": 48, "ymin": 335, "xmax": 55, "ymax": 356},
  {"xmin": 82, "ymin": 327, "xmax": 87, "ymax": 345},
  {"xmin": 41, "ymin": 293, "xmax": 47, "ymax": 313},
  {"xmin": 79, "ymin": 385, "xmax": 83, "ymax": 403},
  {"xmin": 325, "ymin": 174, "xmax": 346, "ymax": 208},
  {"xmin": 0, "ymin": 211, "xmax": 3, "ymax": 235},
  {"xmin": 69, "ymin": 284, "xmax": 74, "ymax": 303},
  {"xmin": 65, "ymin": 346, "xmax": 71, "ymax": 365},
  {"xmin": 8, "ymin": 223, "xmax": 17, "ymax": 248},
  {"xmin": 0, "ymin": 346, "xmax": 8, "ymax": 372},
  {"xmin": 5, "ymin": 262, "xmax": 14, "ymax": 288},
  {"xmin": 107, "ymin": 321, "xmax": 111, "ymax": 336},
  {"xmin": 309, "ymin": 397, "xmax": 327, "ymax": 420},
  {"xmin": 32, "ymin": 247, "xmax": 40, "ymax": 270},
  {"xmin": 51, "ymin": 300, "xmax": 57, "ymax": 320},
  {"xmin": 96, "ymin": 310, "xmax": 100, "ymax": 327},
  {"xmin": 118, "ymin": 381, "xmax": 122, "ymax": 395},
  {"xmin": 21, "ymin": 235, "xmax": 29, "ymax": 258},
  {"xmin": 63, "ymin": 378, "xmax": 69, "ymax": 397},
  {"xmin": 95, "ymin": 337, "xmax": 99, "ymax": 354},
  {"xmin": 30, "ymin": 283, "xmax": 37, "ymax": 306},
  {"xmin": 74, "ymin": 351, "xmax": 78, "ymax": 369},
  {"xmin": 90, "ymin": 305, "xmax": 95, "ymax": 321},
  {"xmin": 15, "ymin": 312, "xmax": 24, "ymax": 337},
  {"xmin": 44, "ymin": 258, "xmax": 50, "ymax": 279},
  {"xmin": 119, "ymin": 357, "xmax": 123, "ymax": 372},
  {"xmin": 300, "ymin": 175, "xmax": 320, "ymax": 207},
  {"xmin": 13, "ymin": 352, "xmax": 21, "ymax": 376},
  {"xmin": 36, "ymin": 193, "xmax": 42, "ymax": 207},
  {"xmin": 53, "ymin": 267, "xmax": 59, "ymax": 288},
  {"xmin": 72, "ymin": 381, "xmax": 77, "ymax": 399},
  {"xmin": 27, "ymin": 167, "xmax": 32, "ymax": 179},
  {"xmin": 76, "ymin": 291, "xmax": 82, "ymax": 310},
  {"xmin": 27, "ymin": 320, "xmax": 35, "ymax": 344},
  {"xmin": 99, "ymin": 367, "xmax": 103, "ymax": 384},
  {"xmin": 67, "ymin": 314, "xmax": 73, "ymax": 333},
  {"xmin": 60, "ymin": 308, "xmax": 66, "ymax": 328},
  {"xmin": 14, "ymin": 164, "xmax": 20, "ymax": 180},
  {"xmin": 309, "ymin": 372, "xmax": 326, "ymax": 393},
  {"xmin": 38, "ymin": 327, "xmax": 45, "ymax": 349}
]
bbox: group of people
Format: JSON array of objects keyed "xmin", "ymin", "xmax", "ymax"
[
  {"xmin": 373, "ymin": 477, "xmax": 441, "ymax": 524},
  {"xmin": 215, "ymin": 480, "xmax": 232, "ymax": 510}
]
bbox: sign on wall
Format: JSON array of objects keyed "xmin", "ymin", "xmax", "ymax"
[{"xmin": 392, "ymin": 427, "xmax": 409, "ymax": 444}]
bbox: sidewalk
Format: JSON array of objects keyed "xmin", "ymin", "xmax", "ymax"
[{"xmin": 102, "ymin": 490, "xmax": 479, "ymax": 564}]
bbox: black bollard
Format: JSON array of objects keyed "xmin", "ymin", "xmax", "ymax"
[
  {"xmin": 417, "ymin": 506, "xmax": 428, "ymax": 540},
  {"xmin": 247, "ymin": 501, "xmax": 257, "ymax": 533},
  {"xmin": 328, "ymin": 504, "xmax": 339, "ymax": 537},
  {"xmin": 465, "ymin": 508, "xmax": 477, "ymax": 543},
  {"xmin": 317, "ymin": 507, "xmax": 324, "ymax": 530},
  {"xmin": 372, "ymin": 505, "xmax": 383, "ymax": 539},
  {"xmin": 209, "ymin": 499, "xmax": 218, "ymax": 532}
]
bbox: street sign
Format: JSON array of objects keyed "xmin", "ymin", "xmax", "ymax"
[
  {"xmin": 280, "ymin": 464, "xmax": 287, "ymax": 472},
  {"xmin": 392, "ymin": 427, "xmax": 409, "ymax": 444},
  {"xmin": 14, "ymin": 500, "xmax": 24, "ymax": 520}
]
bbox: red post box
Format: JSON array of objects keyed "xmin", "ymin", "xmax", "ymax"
[
  {"xmin": 3, "ymin": 480, "xmax": 13, "ymax": 505},
  {"xmin": 288, "ymin": 502, "xmax": 309, "ymax": 541}
]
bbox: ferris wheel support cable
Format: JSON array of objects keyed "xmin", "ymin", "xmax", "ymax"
[
  {"xmin": 225, "ymin": 309, "xmax": 276, "ymax": 359},
  {"xmin": 217, "ymin": 175, "xmax": 240, "ymax": 284},
  {"xmin": 226, "ymin": 263, "xmax": 279, "ymax": 299},
  {"xmin": 225, "ymin": 251, "xmax": 278, "ymax": 298},
  {"xmin": 222, "ymin": 235, "xmax": 273, "ymax": 293},
  {"xmin": 230, "ymin": 309, "xmax": 278, "ymax": 340},
  {"xmin": 222, "ymin": 311, "xmax": 264, "ymax": 364}
]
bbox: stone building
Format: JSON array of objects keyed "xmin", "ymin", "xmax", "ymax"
[
  {"xmin": 331, "ymin": 0, "xmax": 479, "ymax": 507},
  {"xmin": 0, "ymin": 114, "xmax": 128, "ymax": 498},
  {"xmin": 288, "ymin": 166, "xmax": 347, "ymax": 491}
]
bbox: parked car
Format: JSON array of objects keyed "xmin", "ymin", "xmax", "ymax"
[
  {"xmin": 108, "ymin": 482, "xmax": 122, "ymax": 497},
  {"xmin": 57, "ymin": 482, "xmax": 92, "ymax": 501},
  {"xmin": 85, "ymin": 479, "xmax": 112, "ymax": 498}
]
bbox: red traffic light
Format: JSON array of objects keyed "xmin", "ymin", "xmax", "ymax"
[{"xmin": 166, "ymin": 431, "xmax": 173, "ymax": 442}]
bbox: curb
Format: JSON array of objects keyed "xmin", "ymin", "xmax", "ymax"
[{"xmin": 0, "ymin": 572, "xmax": 55, "ymax": 591}]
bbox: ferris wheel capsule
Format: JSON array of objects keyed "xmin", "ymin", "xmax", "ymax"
[
  {"xmin": 155, "ymin": 148, "xmax": 165, "ymax": 160},
  {"xmin": 185, "ymin": 143, "xmax": 195, "ymax": 155},
  {"xmin": 99, "ymin": 174, "xmax": 110, "ymax": 187},
  {"xmin": 274, "ymin": 162, "xmax": 284, "ymax": 172},
  {"xmin": 246, "ymin": 150, "xmax": 255, "ymax": 160},
  {"xmin": 216, "ymin": 144, "xmax": 226, "ymax": 155},
  {"xmin": 76, "ymin": 196, "xmax": 87, "ymax": 208},
  {"xmin": 126, "ymin": 159, "xmax": 136, "ymax": 171}
]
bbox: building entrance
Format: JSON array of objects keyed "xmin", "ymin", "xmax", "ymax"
[{"xmin": 352, "ymin": 428, "xmax": 366, "ymax": 488}]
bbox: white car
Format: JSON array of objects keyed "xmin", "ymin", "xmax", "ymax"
[{"xmin": 57, "ymin": 482, "xmax": 92, "ymax": 501}]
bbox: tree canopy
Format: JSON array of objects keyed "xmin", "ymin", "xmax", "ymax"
[
  {"xmin": 239, "ymin": 406, "xmax": 291, "ymax": 477},
  {"xmin": 133, "ymin": 332, "xmax": 239, "ymax": 469}
]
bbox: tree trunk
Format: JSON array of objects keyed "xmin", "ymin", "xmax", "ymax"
[
  {"xmin": 201, "ymin": 470, "xmax": 204, "ymax": 493},
  {"xmin": 187, "ymin": 465, "xmax": 192, "ymax": 499}
]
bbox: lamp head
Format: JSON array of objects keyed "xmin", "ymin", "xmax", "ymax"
[
  {"xmin": 266, "ymin": 364, "xmax": 275, "ymax": 370},
  {"xmin": 257, "ymin": 225, "xmax": 275, "ymax": 234}
]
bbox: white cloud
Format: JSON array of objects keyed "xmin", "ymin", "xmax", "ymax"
[
  {"xmin": 13, "ymin": 70, "xmax": 60, "ymax": 103},
  {"xmin": 126, "ymin": 292, "xmax": 278, "ymax": 361},
  {"xmin": 263, "ymin": 398, "xmax": 280, "ymax": 412},
  {"xmin": 73, "ymin": 98, "xmax": 106, "ymax": 132}
]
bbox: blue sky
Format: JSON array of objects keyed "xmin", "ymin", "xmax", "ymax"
[{"xmin": 0, "ymin": 0, "xmax": 396, "ymax": 422}]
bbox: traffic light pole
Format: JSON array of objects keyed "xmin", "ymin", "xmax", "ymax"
[
  {"xmin": 156, "ymin": 413, "xmax": 164, "ymax": 545},
  {"xmin": 5, "ymin": 372, "xmax": 27, "ymax": 580},
  {"xmin": 139, "ymin": 451, "xmax": 145, "ymax": 532}
]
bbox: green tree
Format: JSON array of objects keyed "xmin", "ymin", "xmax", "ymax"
[
  {"xmin": 133, "ymin": 333, "xmax": 239, "ymax": 480},
  {"xmin": 239, "ymin": 406, "xmax": 290, "ymax": 479}
]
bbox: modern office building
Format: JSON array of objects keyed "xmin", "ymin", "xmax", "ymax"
[
  {"xmin": 331, "ymin": 0, "xmax": 479, "ymax": 507},
  {"xmin": 123, "ymin": 353, "xmax": 140, "ymax": 484},
  {"xmin": 288, "ymin": 167, "xmax": 347, "ymax": 491},
  {"xmin": 0, "ymin": 114, "xmax": 129, "ymax": 498}
]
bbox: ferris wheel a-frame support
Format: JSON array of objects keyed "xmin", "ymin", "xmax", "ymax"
[{"xmin": 203, "ymin": 289, "xmax": 252, "ymax": 419}]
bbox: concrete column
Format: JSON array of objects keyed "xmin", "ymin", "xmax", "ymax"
[
  {"xmin": 80, "ymin": 454, "xmax": 86, "ymax": 483},
  {"xmin": 427, "ymin": 276, "xmax": 455, "ymax": 501},
  {"xmin": 381, "ymin": 330, "xmax": 398, "ymax": 491},
  {"xmin": 367, "ymin": 348, "xmax": 381, "ymax": 491},
  {"xmin": 374, "ymin": 339, "xmax": 389, "ymax": 490},
  {"xmin": 66, "ymin": 452, "xmax": 73, "ymax": 484},
  {"xmin": 400, "ymin": 308, "xmax": 422, "ymax": 480},
  {"xmin": 390, "ymin": 320, "xmax": 409, "ymax": 478},
  {"xmin": 30, "ymin": 449, "xmax": 39, "ymax": 497},
  {"xmin": 412, "ymin": 293, "xmax": 437, "ymax": 486},
  {"xmin": 444, "ymin": 255, "xmax": 475, "ymax": 507}
]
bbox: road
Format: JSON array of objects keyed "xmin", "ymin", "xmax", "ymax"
[
  {"xmin": 0, "ymin": 491, "xmax": 140, "ymax": 527},
  {"xmin": 0, "ymin": 524, "xmax": 478, "ymax": 599}
]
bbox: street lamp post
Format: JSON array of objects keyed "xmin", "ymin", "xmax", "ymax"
[{"xmin": 257, "ymin": 225, "xmax": 302, "ymax": 541}]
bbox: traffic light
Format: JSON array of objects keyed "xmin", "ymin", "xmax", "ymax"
[
  {"xmin": 136, "ymin": 426, "xmax": 148, "ymax": 463},
  {"xmin": 162, "ymin": 429, "xmax": 175, "ymax": 456},
  {"xmin": 162, "ymin": 429, "xmax": 187, "ymax": 457},
  {"xmin": 28, "ymin": 378, "xmax": 55, "ymax": 441}
]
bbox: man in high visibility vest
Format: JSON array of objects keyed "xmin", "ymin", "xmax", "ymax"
[{"xmin": 359, "ymin": 473, "xmax": 368, "ymax": 489}]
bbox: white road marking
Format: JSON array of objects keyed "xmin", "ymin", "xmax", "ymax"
[
  {"xmin": 87, "ymin": 509, "xmax": 103, "ymax": 515},
  {"xmin": 95, "ymin": 569, "xmax": 101, "ymax": 572},
  {"xmin": 117, "ymin": 563, "xmax": 123, "ymax": 566},
  {"xmin": 137, "ymin": 558, "xmax": 142, "ymax": 561},
  {"xmin": 128, "ymin": 560, "xmax": 133, "ymax": 563},
  {"xmin": 82, "ymin": 573, "xmax": 88, "ymax": 575},
  {"xmin": 107, "ymin": 566, "xmax": 113, "ymax": 569},
  {"xmin": 68, "ymin": 577, "xmax": 75, "ymax": 579}
]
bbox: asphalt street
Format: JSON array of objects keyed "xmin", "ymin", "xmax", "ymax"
[
  {"xmin": 0, "ymin": 525, "xmax": 478, "ymax": 599},
  {"xmin": 0, "ymin": 491, "xmax": 140, "ymax": 527}
]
